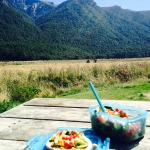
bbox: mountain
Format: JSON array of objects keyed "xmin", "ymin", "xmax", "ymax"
[
  {"xmin": 37, "ymin": 0, "xmax": 150, "ymax": 58},
  {"xmin": 0, "ymin": 2, "xmax": 42, "ymax": 42},
  {"xmin": 102, "ymin": 5, "xmax": 150, "ymax": 29},
  {"xmin": 7, "ymin": 0, "xmax": 56, "ymax": 21},
  {"xmin": 0, "ymin": 1, "xmax": 45, "ymax": 60},
  {"xmin": 0, "ymin": 0, "xmax": 150, "ymax": 60}
]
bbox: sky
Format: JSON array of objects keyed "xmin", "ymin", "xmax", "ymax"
[{"xmin": 51, "ymin": 0, "xmax": 150, "ymax": 11}]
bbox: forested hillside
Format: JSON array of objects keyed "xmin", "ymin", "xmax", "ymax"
[
  {"xmin": 0, "ymin": 2, "xmax": 46, "ymax": 60},
  {"xmin": 0, "ymin": 0, "xmax": 150, "ymax": 60}
]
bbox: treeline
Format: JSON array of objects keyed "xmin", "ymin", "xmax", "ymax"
[{"xmin": 0, "ymin": 41, "xmax": 149, "ymax": 61}]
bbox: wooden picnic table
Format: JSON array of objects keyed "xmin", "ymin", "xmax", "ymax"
[{"xmin": 0, "ymin": 98, "xmax": 150, "ymax": 150}]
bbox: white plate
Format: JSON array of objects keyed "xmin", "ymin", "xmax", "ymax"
[{"xmin": 46, "ymin": 137, "xmax": 92, "ymax": 150}]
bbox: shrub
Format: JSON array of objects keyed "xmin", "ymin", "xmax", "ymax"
[
  {"xmin": 0, "ymin": 100, "xmax": 13, "ymax": 113},
  {"xmin": 41, "ymin": 90, "xmax": 55, "ymax": 98},
  {"xmin": 7, "ymin": 80, "xmax": 41, "ymax": 102},
  {"xmin": 115, "ymin": 66, "xmax": 132, "ymax": 82},
  {"xmin": 67, "ymin": 71, "xmax": 86, "ymax": 85},
  {"xmin": 53, "ymin": 76, "xmax": 70, "ymax": 88},
  {"xmin": 86, "ymin": 59, "xmax": 90, "ymax": 63},
  {"xmin": 92, "ymin": 67, "xmax": 99, "ymax": 78},
  {"xmin": 93, "ymin": 59, "xmax": 97, "ymax": 63}
]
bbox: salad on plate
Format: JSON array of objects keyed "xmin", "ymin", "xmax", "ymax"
[{"xmin": 46, "ymin": 130, "xmax": 93, "ymax": 150}]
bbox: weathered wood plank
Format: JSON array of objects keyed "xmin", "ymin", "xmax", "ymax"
[
  {"xmin": 24, "ymin": 98, "xmax": 98, "ymax": 107},
  {"xmin": 1, "ymin": 105, "xmax": 150, "ymax": 125},
  {"xmin": 0, "ymin": 106, "xmax": 91, "ymax": 122},
  {"xmin": 0, "ymin": 139, "xmax": 26, "ymax": 150},
  {"xmin": 0, "ymin": 117, "xmax": 20, "ymax": 131},
  {"xmin": 0, "ymin": 118, "xmax": 91, "ymax": 141},
  {"xmin": 24, "ymin": 98, "xmax": 150, "ymax": 110}
]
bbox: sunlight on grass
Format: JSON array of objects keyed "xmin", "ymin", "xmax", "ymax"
[{"xmin": 62, "ymin": 79, "xmax": 150, "ymax": 101}]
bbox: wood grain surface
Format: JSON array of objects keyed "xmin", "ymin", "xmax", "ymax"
[{"xmin": 0, "ymin": 98, "xmax": 150, "ymax": 150}]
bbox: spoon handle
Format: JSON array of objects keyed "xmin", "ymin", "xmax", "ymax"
[{"xmin": 89, "ymin": 82, "xmax": 106, "ymax": 112}]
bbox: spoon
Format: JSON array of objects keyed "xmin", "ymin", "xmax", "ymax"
[{"xmin": 89, "ymin": 81, "xmax": 106, "ymax": 113}]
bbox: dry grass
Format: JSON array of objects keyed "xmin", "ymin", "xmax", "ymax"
[
  {"xmin": 0, "ymin": 58, "xmax": 150, "ymax": 101},
  {"xmin": 0, "ymin": 58, "xmax": 150, "ymax": 72}
]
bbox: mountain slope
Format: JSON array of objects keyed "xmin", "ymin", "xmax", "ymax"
[
  {"xmin": 0, "ymin": 0, "xmax": 150, "ymax": 60},
  {"xmin": 37, "ymin": 0, "xmax": 150, "ymax": 58},
  {"xmin": 7, "ymin": 0, "xmax": 56, "ymax": 21},
  {"xmin": 0, "ymin": 2, "xmax": 42, "ymax": 42},
  {"xmin": 0, "ymin": 2, "xmax": 45, "ymax": 60},
  {"xmin": 102, "ymin": 6, "xmax": 150, "ymax": 29},
  {"xmin": 37, "ymin": 0, "xmax": 125, "ymax": 57}
]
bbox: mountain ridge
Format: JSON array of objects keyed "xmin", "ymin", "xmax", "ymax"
[{"xmin": 0, "ymin": 0, "xmax": 150, "ymax": 60}]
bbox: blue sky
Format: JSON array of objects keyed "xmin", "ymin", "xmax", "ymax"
[{"xmin": 51, "ymin": 0, "xmax": 150, "ymax": 11}]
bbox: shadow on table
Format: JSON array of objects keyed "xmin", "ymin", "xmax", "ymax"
[{"xmin": 99, "ymin": 134, "xmax": 144, "ymax": 150}]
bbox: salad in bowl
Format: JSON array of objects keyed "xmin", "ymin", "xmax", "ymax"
[{"xmin": 46, "ymin": 130, "xmax": 93, "ymax": 150}]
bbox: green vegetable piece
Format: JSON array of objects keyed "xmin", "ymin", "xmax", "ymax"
[
  {"xmin": 75, "ymin": 140, "xmax": 88, "ymax": 146},
  {"xmin": 114, "ymin": 123, "xmax": 122, "ymax": 130},
  {"xmin": 76, "ymin": 145, "xmax": 88, "ymax": 149}
]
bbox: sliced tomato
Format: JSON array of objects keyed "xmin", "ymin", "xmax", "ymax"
[
  {"xmin": 59, "ymin": 131, "xmax": 62, "ymax": 136},
  {"xmin": 126, "ymin": 130, "xmax": 132, "ymax": 136},
  {"xmin": 115, "ymin": 108, "xmax": 119, "ymax": 112},
  {"xmin": 64, "ymin": 142, "xmax": 72, "ymax": 149},
  {"xmin": 71, "ymin": 130, "xmax": 77, "ymax": 135},
  {"xmin": 97, "ymin": 114, "xmax": 105, "ymax": 122},
  {"xmin": 62, "ymin": 136, "xmax": 71, "ymax": 141},
  {"xmin": 70, "ymin": 134, "xmax": 76, "ymax": 139}
]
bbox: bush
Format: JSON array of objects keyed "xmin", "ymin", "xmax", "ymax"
[
  {"xmin": 115, "ymin": 66, "xmax": 132, "ymax": 82},
  {"xmin": 92, "ymin": 67, "xmax": 100, "ymax": 78},
  {"xmin": 86, "ymin": 59, "xmax": 90, "ymax": 63},
  {"xmin": 7, "ymin": 80, "xmax": 41, "ymax": 102},
  {"xmin": 93, "ymin": 59, "xmax": 97, "ymax": 63},
  {"xmin": 0, "ymin": 100, "xmax": 13, "ymax": 113}
]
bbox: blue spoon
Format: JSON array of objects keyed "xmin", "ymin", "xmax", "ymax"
[{"xmin": 89, "ymin": 81, "xmax": 106, "ymax": 113}]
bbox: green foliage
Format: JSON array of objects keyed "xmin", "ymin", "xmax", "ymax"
[
  {"xmin": 38, "ymin": 68, "xmax": 86, "ymax": 89},
  {"xmin": 0, "ymin": 100, "xmax": 13, "ymax": 113},
  {"xmin": 0, "ymin": 3, "xmax": 41, "ymax": 42},
  {"xmin": 58, "ymin": 88, "xmax": 82, "ymax": 97},
  {"xmin": 53, "ymin": 76, "xmax": 70, "ymax": 88},
  {"xmin": 92, "ymin": 67, "xmax": 100, "ymax": 78},
  {"xmin": 41, "ymin": 90, "xmax": 55, "ymax": 98},
  {"xmin": 7, "ymin": 80, "xmax": 41, "ymax": 102},
  {"xmin": 0, "ymin": 100, "xmax": 22, "ymax": 113}
]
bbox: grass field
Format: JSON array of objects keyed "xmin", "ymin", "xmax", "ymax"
[
  {"xmin": 0, "ymin": 58, "xmax": 150, "ymax": 102},
  {"xmin": 62, "ymin": 78, "xmax": 150, "ymax": 100},
  {"xmin": 1, "ymin": 58, "xmax": 150, "ymax": 72}
]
